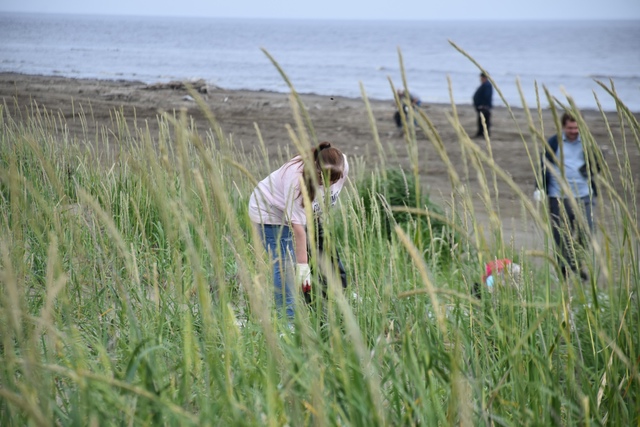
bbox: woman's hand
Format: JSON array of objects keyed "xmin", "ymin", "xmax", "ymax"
[{"xmin": 297, "ymin": 263, "xmax": 311, "ymax": 293}]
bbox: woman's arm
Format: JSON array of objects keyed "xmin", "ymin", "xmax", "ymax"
[
  {"xmin": 292, "ymin": 223, "xmax": 308, "ymax": 264},
  {"xmin": 292, "ymin": 222, "xmax": 311, "ymax": 292}
]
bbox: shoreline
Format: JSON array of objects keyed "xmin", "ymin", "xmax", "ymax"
[{"xmin": 2, "ymin": 71, "xmax": 631, "ymax": 114}]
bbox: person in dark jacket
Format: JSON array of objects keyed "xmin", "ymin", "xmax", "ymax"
[
  {"xmin": 394, "ymin": 89, "xmax": 421, "ymax": 129},
  {"xmin": 473, "ymin": 72, "xmax": 493, "ymax": 137},
  {"xmin": 536, "ymin": 112, "xmax": 602, "ymax": 280}
]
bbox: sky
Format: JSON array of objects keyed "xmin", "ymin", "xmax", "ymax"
[{"xmin": 1, "ymin": 0, "xmax": 640, "ymax": 20}]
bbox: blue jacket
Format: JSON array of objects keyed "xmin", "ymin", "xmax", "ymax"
[
  {"xmin": 473, "ymin": 81, "xmax": 493, "ymax": 110},
  {"xmin": 538, "ymin": 134, "xmax": 600, "ymax": 196}
]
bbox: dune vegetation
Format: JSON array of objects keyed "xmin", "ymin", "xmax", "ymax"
[{"xmin": 1, "ymin": 59, "xmax": 639, "ymax": 426}]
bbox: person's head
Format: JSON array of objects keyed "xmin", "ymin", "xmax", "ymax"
[
  {"xmin": 561, "ymin": 112, "xmax": 579, "ymax": 141},
  {"xmin": 480, "ymin": 72, "xmax": 488, "ymax": 83},
  {"xmin": 297, "ymin": 142, "xmax": 345, "ymax": 204},
  {"xmin": 314, "ymin": 141, "xmax": 345, "ymax": 185}
]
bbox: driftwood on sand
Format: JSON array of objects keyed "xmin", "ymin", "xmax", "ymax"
[{"xmin": 144, "ymin": 79, "xmax": 213, "ymax": 94}]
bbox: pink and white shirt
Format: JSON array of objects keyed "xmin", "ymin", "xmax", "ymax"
[{"xmin": 248, "ymin": 154, "xmax": 349, "ymax": 225}]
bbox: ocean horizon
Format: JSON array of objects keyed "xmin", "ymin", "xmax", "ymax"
[{"xmin": 1, "ymin": 12, "xmax": 639, "ymax": 112}]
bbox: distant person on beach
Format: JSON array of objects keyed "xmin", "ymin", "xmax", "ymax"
[
  {"xmin": 535, "ymin": 112, "xmax": 602, "ymax": 281},
  {"xmin": 394, "ymin": 89, "xmax": 422, "ymax": 129},
  {"xmin": 473, "ymin": 72, "xmax": 493, "ymax": 137},
  {"xmin": 248, "ymin": 142, "xmax": 349, "ymax": 319}
]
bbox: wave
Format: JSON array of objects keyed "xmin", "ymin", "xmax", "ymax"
[
  {"xmin": 588, "ymin": 74, "xmax": 640, "ymax": 81},
  {"xmin": 70, "ymin": 47, "xmax": 121, "ymax": 52}
]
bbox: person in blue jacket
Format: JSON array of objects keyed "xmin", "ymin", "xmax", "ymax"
[
  {"xmin": 536, "ymin": 112, "xmax": 602, "ymax": 280},
  {"xmin": 473, "ymin": 72, "xmax": 493, "ymax": 137}
]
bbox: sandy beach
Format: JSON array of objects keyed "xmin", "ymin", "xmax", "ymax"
[{"xmin": 1, "ymin": 72, "xmax": 638, "ymax": 252}]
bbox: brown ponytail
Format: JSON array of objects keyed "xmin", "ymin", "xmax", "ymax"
[{"xmin": 292, "ymin": 142, "xmax": 345, "ymax": 205}]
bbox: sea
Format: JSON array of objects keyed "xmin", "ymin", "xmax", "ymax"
[{"xmin": 1, "ymin": 13, "xmax": 639, "ymax": 112}]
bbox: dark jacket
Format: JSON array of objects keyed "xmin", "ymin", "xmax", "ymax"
[
  {"xmin": 473, "ymin": 81, "xmax": 493, "ymax": 110},
  {"xmin": 538, "ymin": 134, "xmax": 601, "ymax": 196}
]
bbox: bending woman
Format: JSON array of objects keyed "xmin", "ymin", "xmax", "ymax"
[{"xmin": 248, "ymin": 142, "xmax": 348, "ymax": 318}]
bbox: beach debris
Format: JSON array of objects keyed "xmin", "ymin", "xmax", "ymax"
[
  {"xmin": 182, "ymin": 95, "xmax": 195, "ymax": 102},
  {"xmin": 144, "ymin": 79, "xmax": 212, "ymax": 94},
  {"xmin": 100, "ymin": 91, "xmax": 130, "ymax": 101},
  {"xmin": 474, "ymin": 258, "xmax": 522, "ymax": 298},
  {"xmin": 483, "ymin": 258, "xmax": 520, "ymax": 289}
]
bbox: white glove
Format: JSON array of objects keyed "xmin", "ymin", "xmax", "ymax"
[
  {"xmin": 296, "ymin": 263, "xmax": 311, "ymax": 293},
  {"xmin": 533, "ymin": 189, "xmax": 544, "ymax": 202}
]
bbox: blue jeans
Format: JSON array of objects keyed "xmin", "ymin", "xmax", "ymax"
[{"xmin": 257, "ymin": 224, "xmax": 296, "ymax": 318}]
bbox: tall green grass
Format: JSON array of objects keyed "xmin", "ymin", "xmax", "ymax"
[{"xmin": 1, "ymin": 57, "xmax": 639, "ymax": 426}]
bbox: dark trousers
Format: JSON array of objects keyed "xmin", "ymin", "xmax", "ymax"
[
  {"xmin": 305, "ymin": 219, "xmax": 347, "ymax": 304},
  {"xmin": 394, "ymin": 110, "xmax": 402, "ymax": 128},
  {"xmin": 394, "ymin": 104, "xmax": 410, "ymax": 128},
  {"xmin": 476, "ymin": 107, "xmax": 491, "ymax": 136},
  {"xmin": 549, "ymin": 196, "xmax": 595, "ymax": 275}
]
